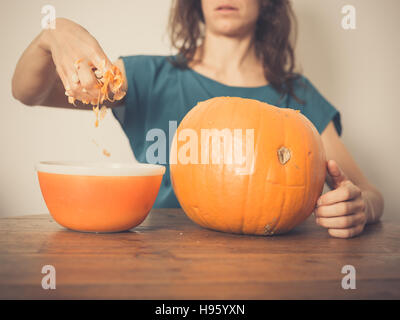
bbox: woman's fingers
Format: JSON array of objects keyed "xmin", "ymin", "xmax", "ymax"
[
  {"xmin": 316, "ymin": 211, "xmax": 367, "ymax": 229},
  {"xmin": 63, "ymin": 62, "xmax": 95, "ymax": 103},
  {"xmin": 90, "ymin": 49, "xmax": 113, "ymax": 77},
  {"xmin": 53, "ymin": 47, "xmax": 113, "ymax": 105},
  {"xmin": 54, "ymin": 64, "xmax": 71, "ymax": 92},
  {"xmin": 326, "ymin": 160, "xmax": 348, "ymax": 188},
  {"xmin": 315, "ymin": 198, "xmax": 365, "ymax": 218},
  {"xmin": 317, "ymin": 181, "xmax": 361, "ymax": 206},
  {"xmin": 54, "ymin": 64, "xmax": 78, "ymax": 104},
  {"xmin": 316, "ymin": 160, "xmax": 369, "ymax": 239},
  {"xmin": 328, "ymin": 224, "xmax": 365, "ymax": 238},
  {"xmin": 76, "ymin": 58, "xmax": 100, "ymax": 99}
]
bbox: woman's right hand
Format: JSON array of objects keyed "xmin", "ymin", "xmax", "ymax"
[{"xmin": 40, "ymin": 18, "xmax": 113, "ymax": 105}]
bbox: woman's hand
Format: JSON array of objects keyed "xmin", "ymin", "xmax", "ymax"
[
  {"xmin": 39, "ymin": 18, "xmax": 113, "ymax": 105},
  {"xmin": 314, "ymin": 160, "xmax": 367, "ymax": 238}
]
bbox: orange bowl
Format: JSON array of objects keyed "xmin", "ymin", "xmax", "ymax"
[{"xmin": 36, "ymin": 161, "xmax": 165, "ymax": 232}]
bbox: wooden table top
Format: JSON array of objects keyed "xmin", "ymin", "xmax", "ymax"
[{"xmin": 0, "ymin": 209, "xmax": 399, "ymax": 299}]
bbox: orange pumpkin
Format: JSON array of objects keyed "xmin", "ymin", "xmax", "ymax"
[{"xmin": 170, "ymin": 97, "xmax": 326, "ymax": 235}]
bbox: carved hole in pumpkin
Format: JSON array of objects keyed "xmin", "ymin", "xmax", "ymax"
[{"xmin": 277, "ymin": 146, "xmax": 291, "ymax": 165}]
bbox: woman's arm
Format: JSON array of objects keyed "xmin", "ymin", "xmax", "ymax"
[
  {"xmin": 12, "ymin": 18, "xmax": 126, "ymax": 109},
  {"xmin": 12, "ymin": 30, "xmax": 58, "ymax": 106},
  {"xmin": 315, "ymin": 121, "xmax": 384, "ymax": 238}
]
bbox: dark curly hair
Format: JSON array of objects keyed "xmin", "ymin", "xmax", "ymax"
[{"xmin": 168, "ymin": 0, "xmax": 301, "ymax": 102}]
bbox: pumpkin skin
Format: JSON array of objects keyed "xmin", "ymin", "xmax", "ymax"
[{"xmin": 170, "ymin": 97, "xmax": 326, "ymax": 235}]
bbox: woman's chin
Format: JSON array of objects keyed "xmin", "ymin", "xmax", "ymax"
[
  {"xmin": 208, "ymin": 19, "xmax": 255, "ymax": 38},
  {"xmin": 212, "ymin": 25, "xmax": 253, "ymax": 38}
]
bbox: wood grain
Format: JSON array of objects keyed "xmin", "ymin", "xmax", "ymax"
[{"xmin": 0, "ymin": 209, "xmax": 399, "ymax": 299}]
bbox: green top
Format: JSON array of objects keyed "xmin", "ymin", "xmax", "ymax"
[{"xmin": 112, "ymin": 55, "xmax": 342, "ymax": 208}]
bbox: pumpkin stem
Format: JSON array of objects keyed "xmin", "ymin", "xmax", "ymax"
[{"xmin": 277, "ymin": 146, "xmax": 291, "ymax": 165}]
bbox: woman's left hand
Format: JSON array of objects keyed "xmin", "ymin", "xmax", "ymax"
[{"xmin": 315, "ymin": 160, "xmax": 367, "ymax": 238}]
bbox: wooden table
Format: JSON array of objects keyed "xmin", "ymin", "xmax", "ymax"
[{"xmin": 0, "ymin": 209, "xmax": 399, "ymax": 299}]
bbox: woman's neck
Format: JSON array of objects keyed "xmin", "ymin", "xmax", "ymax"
[{"xmin": 189, "ymin": 29, "xmax": 267, "ymax": 87}]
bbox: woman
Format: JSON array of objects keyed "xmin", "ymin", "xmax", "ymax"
[{"xmin": 12, "ymin": 0, "xmax": 383, "ymax": 238}]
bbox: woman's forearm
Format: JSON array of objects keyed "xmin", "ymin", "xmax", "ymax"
[
  {"xmin": 362, "ymin": 186, "xmax": 384, "ymax": 224},
  {"xmin": 12, "ymin": 30, "xmax": 57, "ymax": 106}
]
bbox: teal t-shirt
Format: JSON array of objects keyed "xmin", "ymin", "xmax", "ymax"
[{"xmin": 112, "ymin": 55, "xmax": 342, "ymax": 208}]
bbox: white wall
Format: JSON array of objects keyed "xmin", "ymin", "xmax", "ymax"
[
  {"xmin": 1, "ymin": 0, "xmax": 398, "ymax": 218},
  {"xmin": 293, "ymin": 0, "xmax": 399, "ymax": 219}
]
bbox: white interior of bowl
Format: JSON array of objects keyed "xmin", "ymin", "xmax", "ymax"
[{"xmin": 36, "ymin": 161, "xmax": 166, "ymax": 177}]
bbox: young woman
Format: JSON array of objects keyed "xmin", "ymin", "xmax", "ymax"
[{"xmin": 12, "ymin": 0, "xmax": 383, "ymax": 238}]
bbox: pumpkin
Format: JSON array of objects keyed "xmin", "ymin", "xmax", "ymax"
[{"xmin": 170, "ymin": 97, "xmax": 326, "ymax": 235}]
